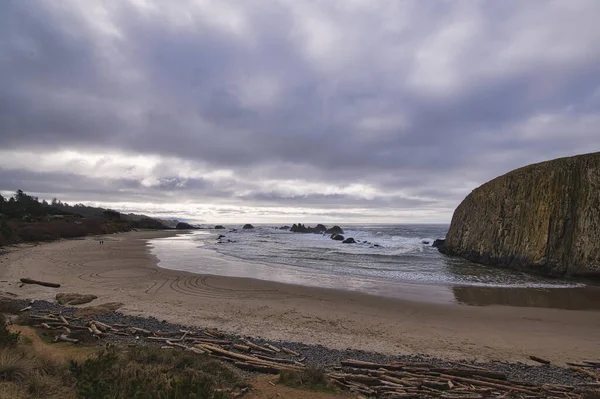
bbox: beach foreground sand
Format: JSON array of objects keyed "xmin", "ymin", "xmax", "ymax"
[{"xmin": 1, "ymin": 231, "xmax": 598, "ymax": 364}]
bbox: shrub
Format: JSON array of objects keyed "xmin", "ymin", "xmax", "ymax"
[
  {"xmin": 70, "ymin": 345, "xmax": 242, "ymax": 399},
  {"xmin": 28, "ymin": 370, "xmax": 59, "ymax": 396},
  {"xmin": 0, "ymin": 348, "xmax": 34, "ymax": 381},
  {"xmin": 0, "ymin": 300, "xmax": 22, "ymax": 315},
  {"xmin": 278, "ymin": 367, "xmax": 334, "ymax": 393},
  {"xmin": 0, "ymin": 314, "xmax": 20, "ymax": 347},
  {"xmin": 0, "ymin": 218, "xmax": 15, "ymax": 246}
]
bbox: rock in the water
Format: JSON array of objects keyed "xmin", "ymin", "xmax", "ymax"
[
  {"xmin": 422, "ymin": 240, "xmax": 430, "ymax": 245},
  {"xmin": 242, "ymin": 224, "xmax": 255, "ymax": 229},
  {"xmin": 278, "ymin": 225, "xmax": 291, "ymax": 230},
  {"xmin": 175, "ymin": 222, "xmax": 195, "ymax": 229},
  {"xmin": 217, "ymin": 235, "xmax": 226, "ymax": 239},
  {"xmin": 342, "ymin": 237, "xmax": 356, "ymax": 244},
  {"xmin": 290, "ymin": 223, "xmax": 327, "ymax": 233},
  {"xmin": 314, "ymin": 224, "xmax": 327, "ymax": 233},
  {"xmin": 214, "ymin": 225, "xmax": 225, "ymax": 229},
  {"xmin": 432, "ymin": 239, "xmax": 446, "ymax": 248},
  {"xmin": 325, "ymin": 226, "xmax": 344, "ymax": 235},
  {"xmin": 331, "ymin": 234, "xmax": 344, "ymax": 241},
  {"xmin": 290, "ymin": 223, "xmax": 306, "ymax": 233},
  {"xmin": 440, "ymin": 152, "xmax": 600, "ymax": 277}
]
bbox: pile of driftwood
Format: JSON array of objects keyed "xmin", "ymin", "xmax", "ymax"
[
  {"xmin": 27, "ymin": 311, "xmax": 307, "ymax": 373},
  {"xmin": 26, "ymin": 311, "xmax": 600, "ymax": 398},
  {"xmin": 328, "ymin": 359, "xmax": 600, "ymax": 398}
]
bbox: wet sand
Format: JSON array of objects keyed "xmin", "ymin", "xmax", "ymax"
[{"xmin": 0, "ymin": 230, "xmax": 599, "ymax": 364}]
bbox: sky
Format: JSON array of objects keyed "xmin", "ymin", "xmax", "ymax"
[{"xmin": 1, "ymin": 0, "xmax": 599, "ymax": 224}]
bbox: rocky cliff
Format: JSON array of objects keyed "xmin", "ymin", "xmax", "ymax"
[{"xmin": 440, "ymin": 152, "xmax": 600, "ymax": 277}]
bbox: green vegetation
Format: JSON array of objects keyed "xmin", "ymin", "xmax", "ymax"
[
  {"xmin": 0, "ymin": 190, "xmax": 170, "ymax": 246},
  {"xmin": 0, "ymin": 315, "xmax": 20, "ymax": 348},
  {"xmin": 0, "ymin": 300, "xmax": 22, "ymax": 315},
  {"xmin": 0, "ymin": 219, "xmax": 16, "ymax": 246},
  {"xmin": 0, "ymin": 315, "xmax": 69, "ymax": 398},
  {"xmin": 70, "ymin": 346, "xmax": 244, "ymax": 399},
  {"xmin": 0, "ymin": 314, "xmax": 246, "ymax": 399},
  {"xmin": 278, "ymin": 367, "xmax": 336, "ymax": 393}
]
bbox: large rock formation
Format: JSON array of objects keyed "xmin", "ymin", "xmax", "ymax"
[
  {"xmin": 440, "ymin": 152, "xmax": 600, "ymax": 277},
  {"xmin": 325, "ymin": 226, "xmax": 344, "ymax": 235},
  {"xmin": 290, "ymin": 223, "xmax": 330, "ymax": 234}
]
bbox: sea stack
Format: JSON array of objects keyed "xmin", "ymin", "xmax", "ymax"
[{"xmin": 439, "ymin": 152, "xmax": 600, "ymax": 277}]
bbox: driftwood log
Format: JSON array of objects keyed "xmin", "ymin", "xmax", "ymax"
[
  {"xmin": 55, "ymin": 334, "xmax": 79, "ymax": 344},
  {"xmin": 264, "ymin": 343, "xmax": 281, "ymax": 353},
  {"xmin": 20, "ymin": 278, "xmax": 60, "ymax": 288},
  {"xmin": 241, "ymin": 339, "xmax": 277, "ymax": 354},
  {"xmin": 88, "ymin": 323, "xmax": 103, "ymax": 335},
  {"xmin": 530, "ymin": 355, "xmax": 551, "ymax": 365},
  {"xmin": 281, "ymin": 347, "xmax": 300, "ymax": 356}
]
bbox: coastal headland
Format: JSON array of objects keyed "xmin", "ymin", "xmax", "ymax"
[{"xmin": 1, "ymin": 230, "xmax": 598, "ymax": 365}]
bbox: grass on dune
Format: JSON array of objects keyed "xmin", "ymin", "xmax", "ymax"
[
  {"xmin": 0, "ymin": 312, "xmax": 247, "ymax": 398},
  {"xmin": 69, "ymin": 345, "xmax": 245, "ymax": 399},
  {"xmin": 278, "ymin": 367, "xmax": 338, "ymax": 394}
]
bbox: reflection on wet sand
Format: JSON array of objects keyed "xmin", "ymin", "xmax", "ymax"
[{"xmin": 453, "ymin": 285, "xmax": 600, "ymax": 310}]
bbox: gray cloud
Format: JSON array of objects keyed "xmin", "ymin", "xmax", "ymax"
[{"xmin": 1, "ymin": 0, "xmax": 599, "ymax": 222}]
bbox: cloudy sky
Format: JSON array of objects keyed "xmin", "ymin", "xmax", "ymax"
[{"xmin": 1, "ymin": 0, "xmax": 599, "ymax": 223}]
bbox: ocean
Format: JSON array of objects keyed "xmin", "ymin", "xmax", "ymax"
[{"xmin": 145, "ymin": 224, "xmax": 600, "ymax": 309}]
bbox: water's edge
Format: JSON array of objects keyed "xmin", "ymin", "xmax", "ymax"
[{"xmin": 148, "ymin": 226, "xmax": 600, "ymax": 310}]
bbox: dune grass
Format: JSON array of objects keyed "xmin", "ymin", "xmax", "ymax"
[
  {"xmin": 70, "ymin": 345, "xmax": 245, "ymax": 399},
  {"xmin": 0, "ymin": 313, "xmax": 247, "ymax": 398},
  {"xmin": 278, "ymin": 367, "xmax": 337, "ymax": 394}
]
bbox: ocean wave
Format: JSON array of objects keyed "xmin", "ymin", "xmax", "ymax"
[{"xmin": 186, "ymin": 226, "xmax": 585, "ymax": 290}]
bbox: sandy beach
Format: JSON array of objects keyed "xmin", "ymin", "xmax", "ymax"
[{"xmin": 0, "ymin": 230, "xmax": 598, "ymax": 364}]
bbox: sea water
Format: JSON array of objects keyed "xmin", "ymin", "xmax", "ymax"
[{"xmin": 146, "ymin": 224, "xmax": 600, "ymax": 309}]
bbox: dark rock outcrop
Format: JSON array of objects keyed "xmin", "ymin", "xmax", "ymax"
[
  {"xmin": 325, "ymin": 226, "xmax": 344, "ymax": 235},
  {"xmin": 432, "ymin": 239, "xmax": 446, "ymax": 249},
  {"xmin": 331, "ymin": 234, "xmax": 344, "ymax": 241},
  {"xmin": 278, "ymin": 226, "xmax": 291, "ymax": 230},
  {"xmin": 290, "ymin": 223, "xmax": 307, "ymax": 233},
  {"xmin": 242, "ymin": 224, "xmax": 255, "ymax": 230},
  {"xmin": 175, "ymin": 222, "xmax": 195, "ymax": 229},
  {"xmin": 342, "ymin": 237, "xmax": 356, "ymax": 244},
  {"xmin": 214, "ymin": 225, "xmax": 225, "ymax": 229},
  {"xmin": 290, "ymin": 223, "xmax": 329, "ymax": 234},
  {"xmin": 440, "ymin": 152, "xmax": 600, "ymax": 277},
  {"xmin": 314, "ymin": 224, "xmax": 327, "ymax": 233}
]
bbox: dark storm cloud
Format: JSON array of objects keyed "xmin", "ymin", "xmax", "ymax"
[{"xmin": 1, "ymin": 0, "xmax": 600, "ymax": 221}]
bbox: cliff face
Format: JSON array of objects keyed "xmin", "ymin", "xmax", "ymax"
[{"xmin": 440, "ymin": 152, "xmax": 600, "ymax": 277}]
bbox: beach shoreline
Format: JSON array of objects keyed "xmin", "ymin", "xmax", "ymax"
[{"xmin": 0, "ymin": 230, "xmax": 598, "ymax": 364}]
